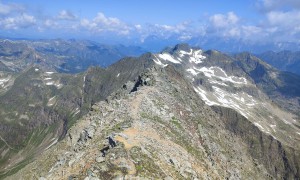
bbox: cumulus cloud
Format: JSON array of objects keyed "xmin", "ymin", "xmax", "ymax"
[
  {"xmin": 266, "ymin": 11, "xmax": 300, "ymax": 27},
  {"xmin": 57, "ymin": 10, "xmax": 77, "ymax": 20},
  {"xmin": 0, "ymin": 0, "xmax": 299, "ymax": 46},
  {"xmin": 0, "ymin": 13, "xmax": 36, "ymax": 29},
  {"xmin": 257, "ymin": 0, "xmax": 300, "ymax": 11},
  {"xmin": 207, "ymin": 12, "xmax": 243, "ymax": 38},
  {"xmin": 209, "ymin": 12, "xmax": 239, "ymax": 28},
  {"xmin": 80, "ymin": 12, "xmax": 132, "ymax": 35},
  {"xmin": 0, "ymin": 2, "xmax": 24, "ymax": 15}
]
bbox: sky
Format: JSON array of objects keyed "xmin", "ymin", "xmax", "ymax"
[{"xmin": 0, "ymin": 0, "xmax": 300, "ymax": 49}]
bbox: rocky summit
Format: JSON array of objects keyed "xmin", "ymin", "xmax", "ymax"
[{"xmin": 5, "ymin": 44, "xmax": 300, "ymax": 180}]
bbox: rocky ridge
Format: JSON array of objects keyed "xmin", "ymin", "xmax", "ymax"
[
  {"xmin": 2, "ymin": 44, "xmax": 300, "ymax": 179},
  {"xmin": 8, "ymin": 66, "xmax": 274, "ymax": 179}
]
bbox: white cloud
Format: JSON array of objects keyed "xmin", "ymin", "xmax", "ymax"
[
  {"xmin": 207, "ymin": 12, "xmax": 243, "ymax": 38},
  {"xmin": 57, "ymin": 10, "xmax": 76, "ymax": 20},
  {"xmin": 267, "ymin": 11, "xmax": 300, "ymax": 27},
  {"xmin": 0, "ymin": 2, "xmax": 24, "ymax": 15},
  {"xmin": 135, "ymin": 24, "xmax": 142, "ymax": 30},
  {"xmin": 44, "ymin": 19, "xmax": 59, "ymax": 28},
  {"xmin": 80, "ymin": 12, "xmax": 131, "ymax": 35},
  {"xmin": 209, "ymin": 12, "xmax": 239, "ymax": 28},
  {"xmin": 0, "ymin": 13, "xmax": 36, "ymax": 30},
  {"xmin": 257, "ymin": 0, "xmax": 300, "ymax": 11}
]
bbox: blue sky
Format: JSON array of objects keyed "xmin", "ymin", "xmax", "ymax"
[{"xmin": 0, "ymin": 0, "xmax": 300, "ymax": 48}]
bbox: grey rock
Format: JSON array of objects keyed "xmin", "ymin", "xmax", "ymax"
[
  {"xmin": 164, "ymin": 176, "xmax": 174, "ymax": 180},
  {"xmin": 86, "ymin": 126, "xmax": 95, "ymax": 139},
  {"xmin": 96, "ymin": 156, "xmax": 105, "ymax": 163}
]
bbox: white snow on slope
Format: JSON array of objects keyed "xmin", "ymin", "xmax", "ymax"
[
  {"xmin": 195, "ymin": 67, "xmax": 247, "ymax": 85},
  {"xmin": 187, "ymin": 68, "xmax": 198, "ymax": 76},
  {"xmin": 187, "ymin": 66, "xmax": 247, "ymax": 85},
  {"xmin": 0, "ymin": 78, "xmax": 10, "ymax": 87},
  {"xmin": 45, "ymin": 138, "xmax": 58, "ymax": 150},
  {"xmin": 194, "ymin": 86, "xmax": 218, "ymax": 106},
  {"xmin": 46, "ymin": 72, "xmax": 55, "ymax": 74},
  {"xmin": 47, "ymin": 96, "xmax": 56, "ymax": 106},
  {"xmin": 254, "ymin": 122, "xmax": 265, "ymax": 131},
  {"xmin": 153, "ymin": 55, "xmax": 168, "ymax": 67},
  {"xmin": 158, "ymin": 53, "xmax": 181, "ymax": 64},
  {"xmin": 189, "ymin": 50, "xmax": 206, "ymax": 64},
  {"xmin": 46, "ymin": 82, "xmax": 54, "ymax": 85},
  {"xmin": 179, "ymin": 49, "xmax": 206, "ymax": 64},
  {"xmin": 179, "ymin": 50, "xmax": 192, "ymax": 57}
]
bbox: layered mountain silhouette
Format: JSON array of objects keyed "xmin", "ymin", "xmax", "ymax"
[{"xmin": 257, "ymin": 50, "xmax": 300, "ymax": 76}]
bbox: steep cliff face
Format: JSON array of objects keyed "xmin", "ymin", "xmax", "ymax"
[{"xmin": 213, "ymin": 106, "xmax": 300, "ymax": 179}]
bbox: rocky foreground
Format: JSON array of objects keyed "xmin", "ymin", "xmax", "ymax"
[{"xmin": 7, "ymin": 66, "xmax": 276, "ymax": 180}]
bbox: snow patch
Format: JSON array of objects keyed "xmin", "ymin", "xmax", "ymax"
[
  {"xmin": 46, "ymin": 72, "xmax": 55, "ymax": 75},
  {"xmin": 46, "ymin": 138, "xmax": 58, "ymax": 150},
  {"xmin": 0, "ymin": 78, "xmax": 10, "ymax": 87},
  {"xmin": 282, "ymin": 119, "xmax": 291, "ymax": 124},
  {"xmin": 74, "ymin": 108, "xmax": 80, "ymax": 115},
  {"xmin": 83, "ymin": 75, "xmax": 86, "ymax": 89},
  {"xmin": 158, "ymin": 53, "xmax": 181, "ymax": 64},
  {"xmin": 35, "ymin": 68, "xmax": 39, "ymax": 72},
  {"xmin": 189, "ymin": 50, "xmax": 206, "ymax": 64},
  {"xmin": 153, "ymin": 56, "xmax": 168, "ymax": 67},
  {"xmin": 47, "ymin": 96, "xmax": 56, "ymax": 106},
  {"xmin": 194, "ymin": 66, "xmax": 247, "ymax": 85},
  {"xmin": 270, "ymin": 124, "xmax": 276, "ymax": 132},
  {"xmin": 194, "ymin": 86, "xmax": 218, "ymax": 106},
  {"xmin": 179, "ymin": 50, "xmax": 192, "ymax": 57},
  {"xmin": 254, "ymin": 122, "xmax": 265, "ymax": 131},
  {"xmin": 187, "ymin": 68, "xmax": 199, "ymax": 76},
  {"xmin": 117, "ymin": 73, "xmax": 120, "ymax": 77},
  {"xmin": 209, "ymin": 79, "xmax": 228, "ymax": 86},
  {"xmin": 46, "ymin": 82, "xmax": 54, "ymax": 85},
  {"xmin": 178, "ymin": 49, "xmax": 206, "ymax": 64},
  {"xmin": 55, "ymin": 83, "xmax": 63, "ymax": 89}
]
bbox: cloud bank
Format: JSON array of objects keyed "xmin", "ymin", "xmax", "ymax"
[{"xmin": 0, "ymin": 0, "xmax": 300, "ymax": 47}]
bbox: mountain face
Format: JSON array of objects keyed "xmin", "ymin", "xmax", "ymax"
[
  {"xmin": 4, "ymin": 44, "xmax": 300, "ymax": 179},
  {"xmin": 0, "ymin": 55, "xmax": 154, "ymax": 178},
  {"xmin": 257, "ymin": 50, "xmax": 300, "ymax": 76},
  {"xmin": 0, "ymin": 39, "xmax": 145, "ymax": 73}
]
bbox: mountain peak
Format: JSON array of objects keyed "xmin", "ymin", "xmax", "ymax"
[{"xmin": 173, "ymin": 43, "xmax": 192, "ymax": 52}]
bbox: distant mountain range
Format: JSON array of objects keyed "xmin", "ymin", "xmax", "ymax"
[
  {"xmin": 0, "ymin": 39, "xmax": 146, "ymax": 73},
  {"xmin": 257, "ymin": 51, "xmax": 300, "ymax": 76},
  {"xmin": 136, "ymin": 35, "xmax": 300, "ymax": 54},
  {"xmin": 0, "ymin": 41, "xmax": 299, "ymax": 179}
]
